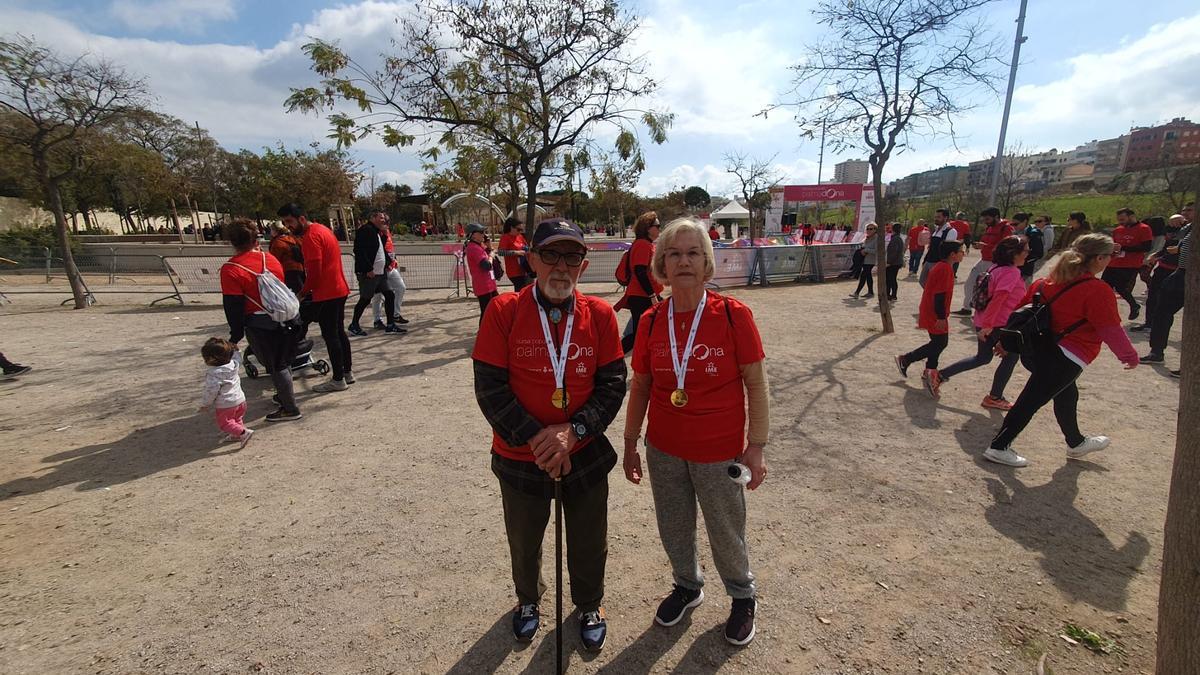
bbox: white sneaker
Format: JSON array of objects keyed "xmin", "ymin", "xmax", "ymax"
[
  {"xmin": 1068, "ymin": 435, "xmax": 1110, "ymax": 459},
  {"xmin": 238, "ymin": 429, "xmax": 254, "ymax": 448},
  {"xmin": 344, "ymin": 371, "xmax": 356, "ymax": 384},
  {"xmin": 313, "ymin": 379, "xmax": 348, "ymax": 393},
  {"xmin": 984, "ymin": 446, "xmax": 1029, "ymax": 467},
  {"xmin": 218, "ymin": 433, "xmax": 238, "ymax": 444}
]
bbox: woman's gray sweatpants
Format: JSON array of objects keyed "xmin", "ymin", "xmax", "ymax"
[{"xmin": 646, "ymin": 442, "xmax": 755, "ymax": 599}]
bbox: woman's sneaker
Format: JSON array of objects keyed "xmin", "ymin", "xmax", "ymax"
[
  {"xmin": 1068, "ymin": 435, "xmax": 1110, "ymax": 459},
  {"xmin": 511, "ymin": 603, "xmax": 539, "ymax": 642},
  {"xmin": 981, "ymin": 395, "xmax": 1013, "ymax": 411},
  {"xmin": 344, "ymin": 371, "xmax": 356, "ymax": 384},
  {"xmin": 655, "ymin": 585, "xmax": 704, "ymax": 627},
  {"xmin": 923, "ymin": 369, "xmax": 941, "ymax": 399},
  {"xmin": 1, "ymin": 364, "xmax": 32, "ymax": 379},
  {"xmin": 348, "ymin": 324, "xmax": 368, "ymax": 337},
  {"xmin": 725, "ymin": 598, "xmax": 756, "ymax": 646},
  {"xmin": 894, "ymin": 355, "xmax": 909, "ymax": 378},
  {"xmin": 983, "ymin": 446, "xmax": 1028, "ymax": 467}
]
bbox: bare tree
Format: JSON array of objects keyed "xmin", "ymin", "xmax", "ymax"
[
  {"xmin": 0, "ymin": 35, "xmax": 146, "ymax": 308},
  {"xmin": 1157, "ymin": 224, "xmax": 1199, "ymax": 672},
  {"xmin": 286, "ymin": 0, "xmax": 672, "ymax": 230},
  {"xmin": 724, "ymin": 152, "xmax": 781, "ymax": 240},
  {"xmin": 768, "ymin": 0, "xmax": 1003, "ymax": 332}
]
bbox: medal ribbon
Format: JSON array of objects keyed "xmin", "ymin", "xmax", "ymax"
[
  {"xmin": 533, "ymin": 286, "xmax": 575, "ymax": 405},
  {"xmin": 668, "ymin": 291, "xmax": 707, "ymax": 394}
]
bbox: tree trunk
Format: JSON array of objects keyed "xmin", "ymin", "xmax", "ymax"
[
  {"xmin": 524, "ymin": 174, "xmax": 539, "ymax": 233},
  {"xmin": 39, "ymin": 170, "xmax": 89, "ymax": 309},
  {"xmin": 170, "ymin": 196, "xmax": 184, "ymax": 243},
  {"xmin": 80, "ymin": 208, "xmax": 92, "ymax": 230},
  {"xmin": 1155, "ymin": 253, "xmax": 1200, "ymax": 672},
  {"xmin": 872, "ymin": 168, "xmax": 894, "ymax": 333}
]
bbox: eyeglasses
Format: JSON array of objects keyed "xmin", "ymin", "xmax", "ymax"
[{"xmin": 536, "ymin": 249, "xmax": 586, "ymax": 267}]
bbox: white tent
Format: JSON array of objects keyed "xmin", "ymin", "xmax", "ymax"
[{"xmin": 711, "ymin": 200, "xmax": 750, "ymax": 220}]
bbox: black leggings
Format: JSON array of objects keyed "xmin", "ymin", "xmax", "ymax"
[
  {"xmin": 351, "ymin": 274, "xmax": 395, "ymax": 327},
  {"xmin": 854, "ymin": 264, "xmax": 875, "ymax": 295},
  {"xmin": 1143, "ymin": 265, "xmax": 1172, "ymax": 326},
  {"xmin": 1102, "ymin": 267, "xmax": 1140, "ymax": 311},
  {"xmin": 938, "ymin": 330, "xmax": 1019, "ymax": 399},
  {"xmin": 245, "ymin": 324, "xmax": 299, "ymax": 414},
  {"xmin": 1149, "ymin": 271, "xmax": 1185, "ymax": 355},
  {"xmin": 477, "ymin": 290, "xmax": 499, "ymax": 321},
  {"xmin": 885, "ymin": 265, "xmax": 901, "ymax": 300},
  {"xmin": 903, "ymin": 332, "xmax": 949, "ymax": 370},
  {"xmin": 621, "ymin": 296, "xmax": 654, "ymax": 354},
  {"xmin": 990, "ymin": 346, "xmax": 1084, "ymax": 450},
  {"xmin": 313, "ymin": 296, "xmax": 352, "ymax": 380}
]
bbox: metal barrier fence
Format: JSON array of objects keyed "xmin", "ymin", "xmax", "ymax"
[{"xmin": 1, "ymin": 244, "xmax": 861, "ymax": 306}]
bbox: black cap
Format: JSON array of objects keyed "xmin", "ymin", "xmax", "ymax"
[
  {"xmin": 531, "ymin": 218, "xmax": 585, "ymax": 248},
  {"xmin": 981, "ymin": 207, "xmax": 1001, "ymax": 218}
]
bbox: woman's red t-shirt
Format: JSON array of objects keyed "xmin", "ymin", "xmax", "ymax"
[
  {"xmin": 498, "ymin": 233, "xmax": 528, "ymax": 279},
  {"xmin": 632, "ymin": 294, "xmax": 765, "ymax": 463},
  {"xmin": 624, "ymin": 238, "xmax": 663, "ymax": 298},
  {"xmin": 219, "ymin": 250, "xmax": 285, "ymax": 314},
  {"xmin": 1023, "ymin": 274, "xmax": 1120, "ymax": 364}
]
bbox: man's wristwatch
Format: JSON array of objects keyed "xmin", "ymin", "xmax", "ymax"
[{"xmin": 571, "ymin": 420, "xmax": 589, "ymax": 440}]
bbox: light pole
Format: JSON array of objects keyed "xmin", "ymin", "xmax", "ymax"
[{"xmin": 988, "ymin": 0, "xmax": 1029, "ymax": 209}]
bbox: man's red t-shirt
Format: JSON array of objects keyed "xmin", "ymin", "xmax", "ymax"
[
  {"xmin": 220, "ymin": 249, "xmax": 285, "ymax": 314},
  {"xmin": 471, "ymin": 288, "xmax": 623, "ymax": 462},
  {"xmin": 624, "ymin": 238, "xmax": 663, "ymax": 298},
  {"xmin": 1023, "ymin": 275, "xmax": 1120, "ymax": 364},
  {"xmin": 978, "ymin": 222, "xmax": 1015, "ymax": 261},
  {"xmin": 298, "ymin": 222, "xmax": 349, "ymax": 302},
  {"xmin": 498, "ymin": 232, "xmax": 528, "ymax": 279},
  {"xmin": 907, "ymin": 225, "xmax": 927, "ymax": 252},
  {"xmin": 949, "ymin": 220, "xmax": 971, "ymax": 242},
  {"xmin": 1109, "ymin": 222, "xmax": 1154, "ymax": 269},
  {"xmin": 919, "ymin": 261, "xmax": 955, "ymax": 334},
  {"xmin": 632, "ymin": 294, "xmax": 765, "ymax": 463}
]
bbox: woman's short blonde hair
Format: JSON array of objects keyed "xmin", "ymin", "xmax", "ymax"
[{"xmin": 652, "ymin": 217, "xmax": 716, "ymax": 285}]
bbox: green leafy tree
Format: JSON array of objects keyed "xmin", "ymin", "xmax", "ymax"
[
  {"xmin": 0, "ymin": 35, "xmax": 147, "ymax": 307},
  {"xmin": 285, "ymin": 0, "xmax": 672, "ymax": 230},
  {"xmin": 683, "ymin": 185, "xmax": 711, "ymax": 211}
]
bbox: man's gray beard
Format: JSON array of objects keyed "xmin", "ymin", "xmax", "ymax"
[{"xmin": 539, "ymin": 278, "xmax": 575, "ymax": 301}]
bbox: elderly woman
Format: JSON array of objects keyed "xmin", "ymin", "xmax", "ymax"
[{"xmin": 622, "ymin": 217, "xmax": 770, "ymax": 646}]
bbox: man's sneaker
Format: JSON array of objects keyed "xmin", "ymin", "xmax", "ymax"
[
  {"xmin": 237, "ymin": 429, "xmax": 254, "ymax": 448},
  {"xmin": 848, "ymin": 292, "xmax": 859, "ymax": 298},
  {"xmin": 1139, "ymin": 352, "xmax": 1165, "ymax": 364},
  {"xmin": 312, "ymin": 379, "xmax": 348, "ymax": 393},
  {"xmin": 579, "ymin": 608, "xmax": 607, "ymax": 652},
  {"xmin": 1068, "ymin": 435, "xmax": 1110, "ymax": 459},
  {"xmin": 725, "ymin": 598, "xmax": 756, "ymax": 646},
  {"xmin": 1129, "ymin": 304, "xmax": 1141, "ymax": 321},
  {"xmin": 1170, "ymin": 369, "xmax": 1181, "ymax": 379},
  {"xmin": 394, "ymin": 314, "xmax": 410, "ymax": 325},
  {"xmin": 654, "ymin": 585, "xmax": 704, "ymax": 627},
  {"xmin": 1, "ymin": 364, "xmax": 31, "ymax": 379},
  {"xmin": 385, "ymin": 324, "xmax": 407, "ymax": 334},
  {"xmin": 373, "ymin": 319, "xmax": 386, "ymax": 330},
  {"xmin": 923, "ymin": 369, "xmax": 941, "ymax": 399},
  {"xmin": 894, "ymin": 355, "xmax": 909, "ymax": 378},
  {"xmin": 511, "ymin": 603, "xmax": 539, "ymax": 642},
  {"xmin": 265, "ymin": 408, "xmax": 303, "ymax": 422},
  {"xmin": 344, "ymin": 371, "xmax": 356, "ymax": 384},
  {"xmin": 983, "ymin": 446, "xmax": 1029, "ymax": 467},
  {"xmin": 1130, "ymin": 324, "xmax": 1149, "ymax": 332},
  {"xmin": 862, "ymin": 292, "xmax": 875, "ymax": 299},
  {"xmin": 952, "ymin": 308, "xmax": 973, "ymax": 316},
  {"xmin": 348, "ymin": 324, "xmax": 368, "ymax": 337},
  {"xmin": 981, "ymin": 395, "xmax": 1013, "ymax": 411}
]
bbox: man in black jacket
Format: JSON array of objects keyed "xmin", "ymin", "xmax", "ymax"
[{"xmin": 348, "ymin": 216, "xmax": 402, "ymax": 336}]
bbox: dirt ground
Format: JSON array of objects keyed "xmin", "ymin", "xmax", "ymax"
[{"xmin": 0, "ymin": 251, "xmax": 1182, "ymax": 674}]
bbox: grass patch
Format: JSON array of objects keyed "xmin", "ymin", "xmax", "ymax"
[{"xmin": 1063, "ymin": 623, "xmax": 1125, "ymax": 656}]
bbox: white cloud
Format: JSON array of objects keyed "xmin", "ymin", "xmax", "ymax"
[
  {"xmin": 373, "ymin": 169, "xmax": 425, "ymax": 189},
  {"xmin": 637, "ymin": 157, "xmax": 819, "ymax": 197},
  {"xmin": 110, "ymin": 0, "xmax": 236, "ymax": 32}
]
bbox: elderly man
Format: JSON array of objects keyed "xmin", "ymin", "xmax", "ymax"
[{"xmin": 471, "ymin": 218, "xmax": 627, "ymax": 652}]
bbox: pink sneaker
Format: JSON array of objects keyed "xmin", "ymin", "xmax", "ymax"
[{"xmin": 981, "ymin": 395, "xmax": 1013, "ymax": 411}]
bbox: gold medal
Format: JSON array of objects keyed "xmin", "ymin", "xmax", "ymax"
[
  {"xmin": 670, "ymin": 388, "xmax": 688, "ymax": 408},
  {"xmin": 551, "ymin": 387, "xmax": 569, "ymax": 409}
]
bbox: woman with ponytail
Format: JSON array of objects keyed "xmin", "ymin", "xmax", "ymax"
[{"xmin": 983, "ymin": 233, "xmax": 1139, "ymax": 467}]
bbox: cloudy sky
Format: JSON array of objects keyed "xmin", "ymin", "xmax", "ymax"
[{"xmin": 3, "ymin": 0, "xmax": 1199, "ymax": 198}]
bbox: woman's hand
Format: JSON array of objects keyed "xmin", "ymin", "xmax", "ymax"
[
  {"xmin": 623, "ymin": 438, "xmax": 643, "ymax": 485},
  {"xmin": 739, "ymin": 444, "xmax": 767, "ymax": 490}
]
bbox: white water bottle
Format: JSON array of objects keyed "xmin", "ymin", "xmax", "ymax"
[{"xmin": 728, "ymin": 462, "xmax": 751, "ymax": 486}]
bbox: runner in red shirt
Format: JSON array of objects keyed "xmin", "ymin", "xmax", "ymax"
[
  {"xmin": 621, "ymin": 217, "xmax": 768, "ymax": 646},
  {"xmin": 219, "ymin": 218, "xmax": 301, "ymax": 421},
  {"xmin": 471, "ymin": 217, "xmax": 625, "ymax": 651},
  {"xmin": 1101, "ymin": 208, "xmax": 1154, "ymax": 321},
  {"xmin": 907, "ymin": 219, "xmax": 928, "ymax": 274},
  {"xmin": 497, "ymin": 216, "xmax": 532, "ymax": 291},
  {"xmin": 896, "ymin": 240, "xmax": 965, "ymax": 398},
  {"xmin": 983, "ymin": 233, "xmax": 1138, "ymax": 468},
  {"xmin": 279, "ymin": 202, "xmax": 352, "ymax": 392},
  {"xmin": 619, "ymin": 212, "xmax": 663, "ymax": 353},
  {"xmin": 956, "ymin": 207, "xmax": 1013, "ymax": 314}
]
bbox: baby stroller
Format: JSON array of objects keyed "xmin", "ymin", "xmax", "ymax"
[{"xmin": 243, "ymin": 336, "xmax": 329, "ymax": 379}]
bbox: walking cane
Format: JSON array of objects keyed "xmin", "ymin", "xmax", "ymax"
[{"xmin": 554, "ymin": 475, "xmax": 563, "ymax": 675}]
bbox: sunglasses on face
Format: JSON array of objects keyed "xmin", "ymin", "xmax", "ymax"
[{"xmin": 536, "ymin": 249, "xmax": 586, "ymax": 267}]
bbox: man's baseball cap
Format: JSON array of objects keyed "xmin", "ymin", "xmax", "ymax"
[{"xmin": 532, "ymin": 218, "xmax": 585, "ymax": 248}]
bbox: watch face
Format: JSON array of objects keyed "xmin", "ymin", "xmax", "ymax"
[{"xmin": 573, "ymin": 423, "xmax": 587, "ymax": 437}]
